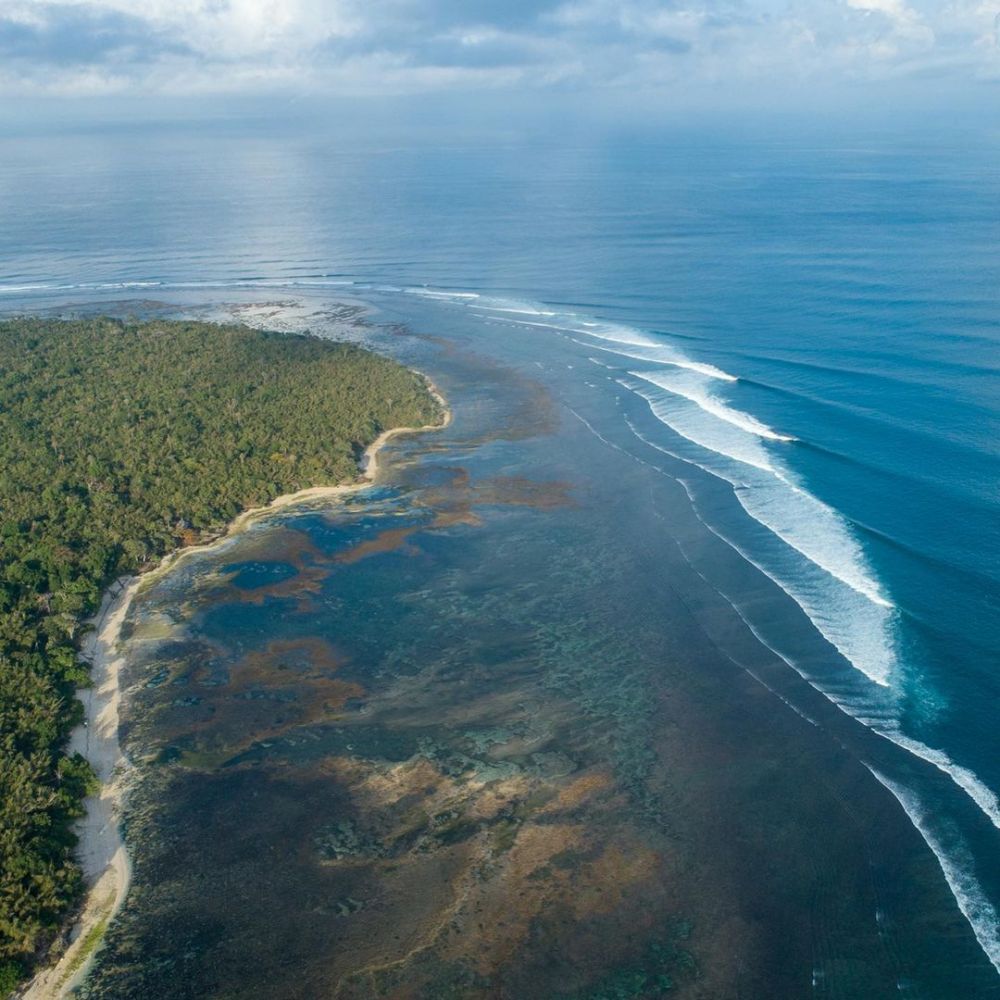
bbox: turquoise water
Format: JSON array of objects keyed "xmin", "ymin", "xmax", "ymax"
[{"xmin": 2, "ymin": 112, "xmax": 998, "ymax": 995}]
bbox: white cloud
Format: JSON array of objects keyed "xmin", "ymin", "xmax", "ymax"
[
  {"xmin": 845, "ymin": 0, "xmax": 935, "ymax": 56},
  {"xmin": 0, "ymin": 0, "xmax": 997, "ymax": 96}
]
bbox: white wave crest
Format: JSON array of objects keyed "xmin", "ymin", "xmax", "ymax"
[
  {"xmin": 633, "ymin": 384, "xmax": 777, "ymax": 473},
  {"xmin": 574, "ymin": 339, "xmax": 738, "ymax": 380},
  {"xmin": 0, "ymin": 282, "xmax": 71, "ymax": 293},
  {"xmin": 463, "ymin": 299, "xmax": 737, "ymax": 382},
  {"xmin": 569, "ymin": 323, "xmax": 737, "ymax": 381},
  {"xmin": 468, "ymin": 302, "xmax": 558, "ymax": 317},
  {"xmin": 865, "ymin": 767, "xmax": 1000, "ymax": 975},
  {"xmin": 622, "ymin": 403, "xmax": 896, "ymax": 686},
  {"xmin": 626, "ymin": 378, "xmax": 893, "ymax": 610},
  {"xmin": 628, "ymin": 409, "xmax": 1000, "ymax": 840},
  {"xmin": 876, "ymin": 730, "xmax": 1000, "ymax": 833},
  {"xmin": 404, "ymin": 287, "xmax": 480, "ymax": 300},
  {"xmin": 631, "ymin": 368, "xmax": 793, "ymax": 441}
]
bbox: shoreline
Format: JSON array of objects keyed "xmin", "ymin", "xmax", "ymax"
[{"xmin": 21, "ymin": 378, "xmax": 450, "ymax": 1000}]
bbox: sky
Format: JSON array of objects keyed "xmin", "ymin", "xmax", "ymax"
[{"xmin": 1, "ymin": 0, "xmax": 999, "ymax": 104}]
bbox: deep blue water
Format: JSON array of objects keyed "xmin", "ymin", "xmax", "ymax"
[{"xmin": 1, "ymin": 110, "xmax": 998, "ymax": 981}]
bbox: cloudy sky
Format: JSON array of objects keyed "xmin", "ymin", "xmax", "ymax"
[{"xmin": 1, "ymin": 0, "xmax": 999, "ymax": 100}]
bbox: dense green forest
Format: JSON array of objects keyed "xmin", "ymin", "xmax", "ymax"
[{"xmin": 0, "ymin": 317, "xmax": 441, "ymax": 991}]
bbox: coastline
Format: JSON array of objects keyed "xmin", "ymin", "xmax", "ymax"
[{"xmin": 21, "ymin": 378, "xmax": 450, "ymax": 1000}]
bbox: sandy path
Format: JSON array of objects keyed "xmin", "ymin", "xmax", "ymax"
[{"xmin": 21, "ymin": 382, "xmax": 450, "ymax": 999}]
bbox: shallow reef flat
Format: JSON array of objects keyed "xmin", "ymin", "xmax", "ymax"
[{"xmin": 78, "ymin": 327, "xmax": 993, "ymax": 1000}]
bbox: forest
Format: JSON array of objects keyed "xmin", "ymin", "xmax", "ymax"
[{"xmin": 0, "ymin": 316, "xmax": 441, "ymax": 991}]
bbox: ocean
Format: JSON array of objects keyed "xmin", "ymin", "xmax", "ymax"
[{"xmin": 1, "ymin": 109, "xmax": 998, "ymax": 997}]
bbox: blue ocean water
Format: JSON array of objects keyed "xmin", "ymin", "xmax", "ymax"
[{"xmin": 1, "ymin": 110, "xmax": 998, "ymax": 979}]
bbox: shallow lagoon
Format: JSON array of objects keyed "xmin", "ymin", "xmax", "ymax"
[{"xmin": 57, "ymin": 291, "xmax": 996, "ymax": 999}]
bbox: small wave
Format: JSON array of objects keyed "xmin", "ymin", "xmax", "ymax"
[
  {"xmin": 499, "ymin": 316, "xmax": 614, "ymax": 338},
  {"xmin": 93, "ymin": 281, "xmax": 163, "ymax": 290},
  {"xmin": 865, "ymin": 767, "xmax": 1000, "ymax": 975},
  {"xmin": 403, "ymin": 287, "xmax": 480, "ymax": 300},
  {"xmin": 468, "ymin": 302, "xmax": 558, "ymax": 318},
  {"xmin": 665, "ymin": 524, "xmax": 821, "ymax": 728},
  {"xmin": 568, "ymin": 324, "xmax": 736, "ymax": 381},
  {"xmin": 0, "ymin": 282, "xmax": 72, "ymax": 293},
  {"xmin": 459, "ymin": 298, "xmax": 737, "ymax": 382},
  {"xmin": 735, "ymin": 348, "xmax": 1000, "ymax": 396},
  {"xmin": 571, "ymin": 338, "xmax": 738, "ymax": 381}
]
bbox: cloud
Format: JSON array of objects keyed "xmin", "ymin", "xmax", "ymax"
[
  {"xmin": 0, "ymin": 6, "xmax": 187, "ymax": 66},
  {"xmin": 843, "ymin": 0, "xmax": 935, "ymax": 59},
  {"xmin": 0, "ymin": 0, "xmax": 998, "ymax": 97}
]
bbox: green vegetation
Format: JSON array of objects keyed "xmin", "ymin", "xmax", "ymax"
[
  {"xmin": 0, "ymin": 316, "xmax": 441, "ymax": 987},
  {"xmin": 61, "ymin": 908, "xmax": 111, "ymax": 983}
]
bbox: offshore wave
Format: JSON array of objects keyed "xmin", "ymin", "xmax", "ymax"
[
  {"xmin": 405, "ymin": 287, "xmax": 480, "ymax": 300},
  {"xmin": 565, "ymin": 322, "xmax": 736, "ymax": 381},
  {"xmin": 539, "ymin": 294, "xmax": 1000, "ymax": 864},
  {"xmin": 626, "ymin": 380, "xmax": 776, "ymax": 474},
  {"xmin": 468, "ymin": 302, "xmax": 558, "ymax": 318},
  {"xmin": 492, "ymin": 315, "xmax": 736, "ymax": 381},
  {"xmin": 621, "ymin": 409, "xmax": 1000, "ymax": 855},
  {"xmin": 520, "ymin": 302, "xmax": 909, "ymax": 678},
  {"xmin": 878, "ymin": 730, "xmax": 1000, "ymax": 833},
  {"xmin": 853, "ymin": 520, "xmax": 1000, "ymax": 605},
  {"xmin": 734, "ymin": 345, "xmax": 1000, "ymax": 385},
  {"xmin": 795, "ymin": 436, "xmax": 979, "ymax": 504},
  {"xmin": 734, "ymin": 372, "xmax": 1000, "ymax": 474}
]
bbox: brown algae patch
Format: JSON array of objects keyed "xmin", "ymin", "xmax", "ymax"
[
  {"xmin": 334, "ymin": 526, "xmax": 425, "ymax": 565},
  {"xmin": 152, "ymin": 638, "xmax": 363, "ymax": 767},
  {"xmin": 316, "ymin": 743, "xmax": 681, "ymax": 999},
  {"xmin": 472, "ymin": 475, "xmax": 575, "ymax": 510},
  {"xmin": 539, "ymin": 767, "xmax": 616, "ymax": 815}
]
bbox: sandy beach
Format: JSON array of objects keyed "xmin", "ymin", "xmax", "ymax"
[{"xmin": 21, "ymin": 379, "xmax": 449, "ymax": 1000}]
